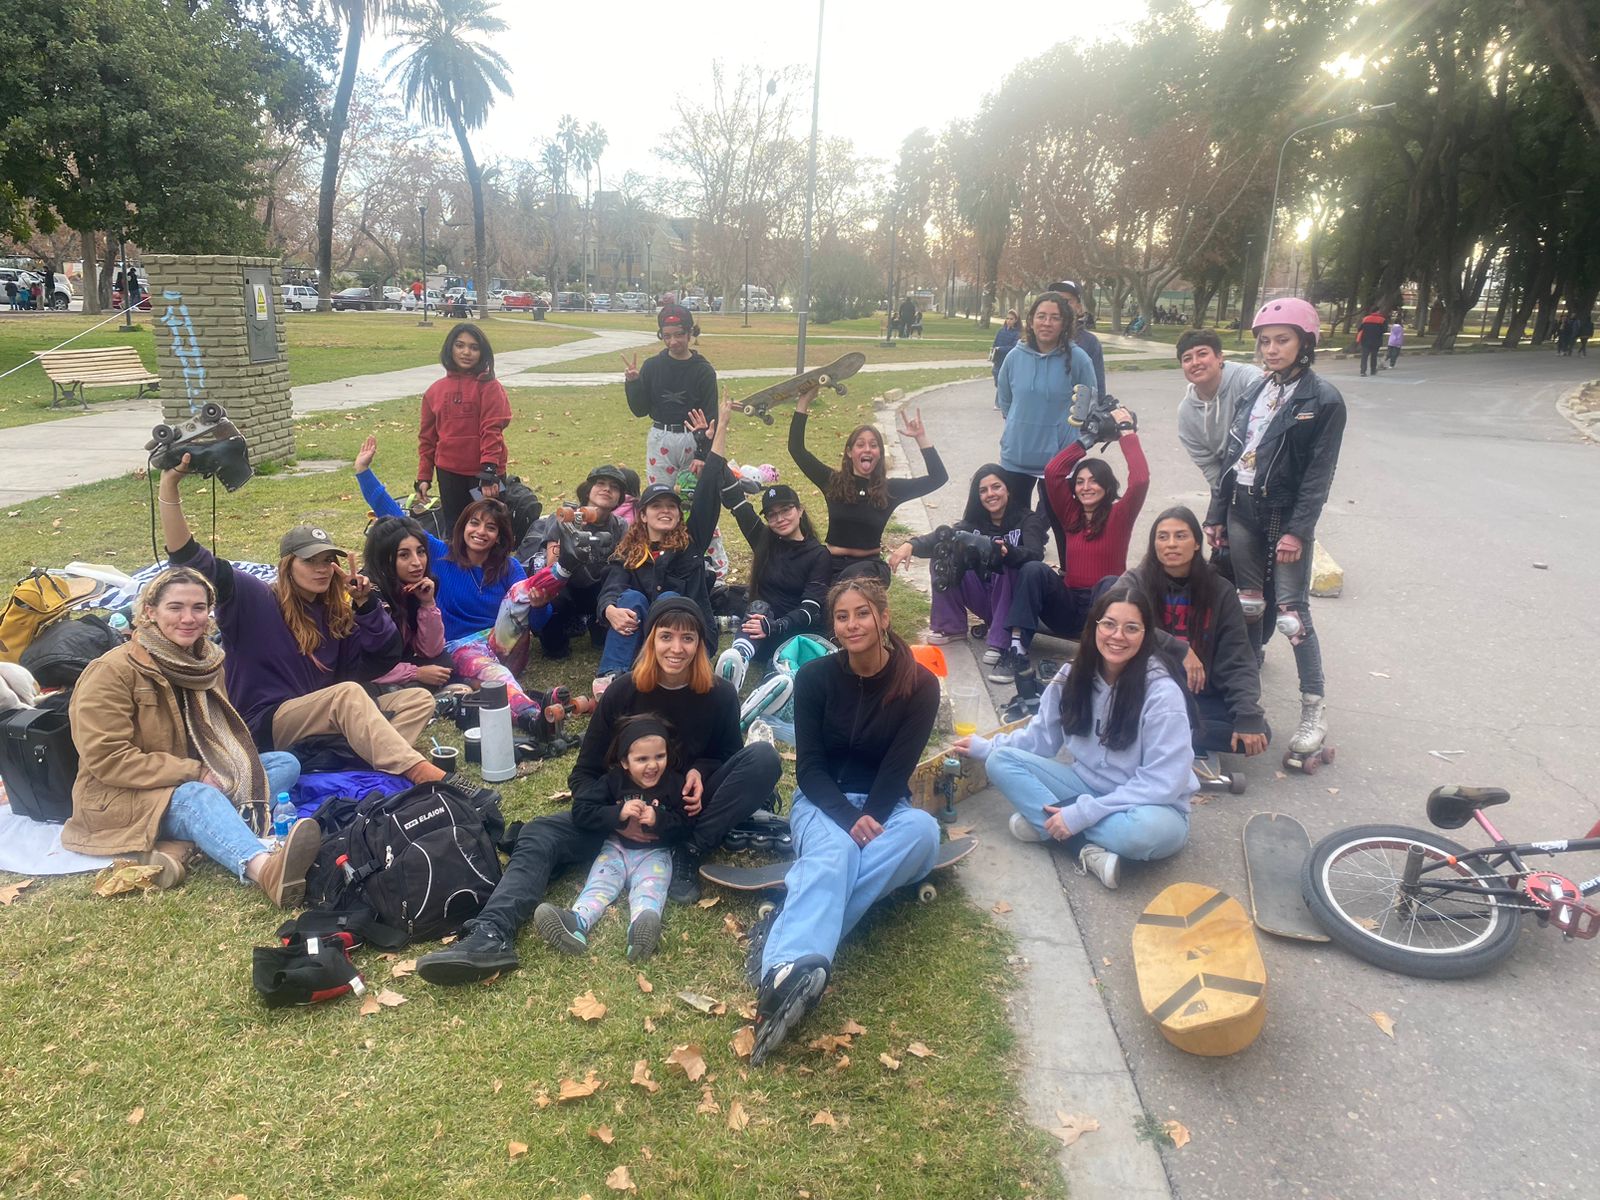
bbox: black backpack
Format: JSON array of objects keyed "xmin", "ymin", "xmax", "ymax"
[
  {"xmin": 497, "ymin": 475, "xmax": 542, "ymax": 545},
  {"xmin": 305, "ymin": 780, "xmax": 505, "ymax": 946},
  {"xmin": 19, "ymin": 612, "xmax": 124, "ymax": 689}
]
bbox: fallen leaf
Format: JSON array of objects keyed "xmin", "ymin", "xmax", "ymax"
[
  {"xmin": 491, "ymin": 1079, "xmax": 503, "ymax": 1095},
  {"xmin": 1164, "ymin": 1120, "xmax": 1191, "ymax": 1148},
  {"xmin": 736, "ymin": 1001, "xmax": 757, "ymax": 1020},
  {"xmin": 507, "ymin": 1140, "xmax": 528, "ymax": 1160},
  {"xmin": 731, "ymin": 1026, "xmax": 755, "ymax": 1059},
  {"xmin": 879, "ymin": 1053, "xmax": 901, "ymax": 1070},
  {"xmin": 1274, "ymin": 770, "xmax": 1288, "ymax": 780},
  {"xmin": 1327, "ymin": 787, "xmax": 1341, "ymax": 796},
  {"xmin": 696, "ymin": 1086, "xmax": 721, "ymax": 1115},
  {"xmin": 810, "ymin": 1110, "xmax": 837, "ymax": 1129},
  {"xmin": 992, "ymin": 900, "xmax": 1013, "ymax": 914},
  {"xmin": 126, "ymin": 1106, "xmax": 145, "ymax": 1125},
  {"xmin": 0, "ymin": 878, "xmax": 35, "ymax": 906},
  {"xmin": 91, "ymin": 861, "xmax": 162, "ymax": 897},
  {"xmin": 839, "ymin": 1019, "xmax": 867, "ymax": 1036},
  {"xmin": 375, "ymin": 988, "xmax": 407, "ymax": 1009},
  {"xmin": 478, "ymin": 972, "xmax": 501, "ymax": 986},
  {"xmin": 359, "ymin": 992, "xmax": 380, "ymax": 1017},
  {"xmin": 832, "ymin": 1055, "xmax": 851, "ymax": 1072},
  {"xmin": 569, "ymin": 990, "xmax": 608, "ymax": 1022},
  {"xmin": 695, "ymin": 896, "xmax": 721, "ymax": 909},
  {"xmin": 676, "ymin": 990, "xmax": 720, "ymax": 1014},
  {"xmin": 605, "ymin": 1164, "xmax": 636, "ymax": 1192},
  {"xmin": 1370, "ymin": 1011, "xmax": 1397, "ymax": 1039},
  {"xmin": 1051, "ymin": 1111, "xmax": 1100, "ymax": 1146},
  {"xmin": 722, "ymin": 913, "xmax": 744, "ymax": 937},
  {"xmin": 1102, "ymin": 956, "xmax": 1112, "ymax": 967},
  {"xmin": 726, "ymin": 1100, "xmax": 750, "ymax": 1131},
  {"xmin": 390, "ymin": 958, "xmax": 417, "ymax": 979},
  {"xmin": 643, "ymin": 1016, "xmax": 657, "ymax": 1034},
  {"xmin": 535, "ymin": 1092, "xmax": 552, "ymax": 1109},
  {"xmin": 664, "ymin": 1044, "xmax": 707, "ymax": 1082},
  {"xmin": 947, "ymin": 824, "xmax": 974, "ymax": 839},
  {"xmin": 549, "ymin": 789, "xmax": 573, "ymax": 803},
  {"xmin": 630, "ymin": 1060, "xmax": 660, "ymax": 1093},
  {"xmin": 905, "ymin": 1041, "xmax": 937, "ymax": 1059},
  {"xmin": 808, "ymin": 1033, "xmax": 851, "ymax": 1054},
  {"xmin": 559, "ymin": 1070, "xmax": 603, "ymax": 1101},
  {"xmin": 636, "ymin": 972, "xmax": 653, "ymax": 994},
  {"xmin": 589, "ymin": 1124, "xmax": 615, "ymax": 1145}
]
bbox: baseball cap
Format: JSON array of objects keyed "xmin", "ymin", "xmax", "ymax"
[
  {"xmin": 658, "ymin": 304, "xmax": 693, "ymax": 334},
  {"xmin": 1048, "ymin": 280, "xmax": 1082, "ymax": 299},
  {"xmin": 759, "ymin": 483, "xmax": 800, "ymax": 515},
  {"xmin": 637, "ymin": 483, "xmax": 683, "ymax": 511},
  {"xmin": 279, "ymin": 525, "xmax": 346, "ymax": 560}
]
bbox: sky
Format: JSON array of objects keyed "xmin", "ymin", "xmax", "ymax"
[{"xmin": 367, "ymin": 1, "xmax": 1214, "ymax": 183}]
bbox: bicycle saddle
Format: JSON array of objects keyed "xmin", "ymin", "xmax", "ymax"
[{"xmin": 1426, "ymin": 785, "xmax": 1511, "ymax": 830}]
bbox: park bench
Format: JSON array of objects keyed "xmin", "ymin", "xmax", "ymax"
[{"xmin": 32, "ymin": 347, "xmax": 160, "ymax": 411}]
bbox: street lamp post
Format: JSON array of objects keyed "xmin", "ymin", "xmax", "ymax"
[
  {"xmin": 645, "ymin": 239, "xmax": 652, "ymax": 296},
  {"xmin": 1237, "ymin": 237, "xmax": 1254, "ymax": 343},
  {"xmin": 417, "ymin": 205, "xmax": 432, "ymax": 328},
  {"xmin": 1261, "ymin": 103, "xmax": 1396, "ymax": 302},
  {"xmin": 794, "ymin": 0, "xmax": 825, "ymax": 374}
]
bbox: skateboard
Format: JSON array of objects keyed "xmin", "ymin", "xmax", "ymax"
[
  {"xmin": 1242, "ymin": 812, "xmax": 1329, "ymax": 942},
  {"xmin": 1194, "ymin": 753, "xmax": 1246, "ymax": 795},
  {"xmin": 700, "ymin": 836, "xmax": 978, "ymax": 914},
  {"xmin": 1131, "ymin": 882, "xmax": 1268, "ymax": 1057},
  {"xmin": 735, "ymin": 352, "xmax": 867, "ymax": 424},
  {"xmin": 908, "ymin": 718, "xmax": 1029, "ymax": 821},
  {"xmin": 1283, "ymin": 743, "xmax": 1336, "ymax": 774}
]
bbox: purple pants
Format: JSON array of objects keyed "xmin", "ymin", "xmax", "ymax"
[{"xmin": 930, "ymin": 569, "xmax": 1015, "ymax": 650}]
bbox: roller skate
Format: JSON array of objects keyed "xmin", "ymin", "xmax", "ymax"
[
  {"xmin": 517, "ymin": 688, "xmax": 594, "ymax": 759},
  {"xmin": 751, "ymin": 955, "xmax": 831, "ymax": 1067},
  {"xmin": 739, "ymin": 672, "xmax": 794, "ymax": 735},
  {"xmin": 1282, "ymin": 693, "xmax": 1335, "ymax": 774},
  {"xmin": 998, "ymin": 655, "xmax": 1042, "ymax": 723},
  {"xmin": 145, "ymin": 403, "xmax": 253, "ymax": 491}
]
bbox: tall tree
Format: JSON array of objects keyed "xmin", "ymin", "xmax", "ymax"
[
  {"xmin": 317, "ymin": 2, "xmax": 392, "ymax": 310},
  {"xmin": 385, "ymin": 0, "xmax": 512, "ymax": 310}
]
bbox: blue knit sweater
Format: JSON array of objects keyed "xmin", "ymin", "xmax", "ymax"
[{"xmin": 357, "ymin": 467, "xmax": 525, "ymax": 641}]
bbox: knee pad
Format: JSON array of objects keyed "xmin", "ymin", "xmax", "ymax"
[
  {"xmin": 1238, "ymin": 589, "xmax": 1266, "ymax": 621},
  {"xmin": 1275, "ymin": 603, "xmax": 1310, "ymax": 645}
]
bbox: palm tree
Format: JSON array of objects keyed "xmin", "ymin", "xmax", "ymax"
[
  {"xmin": 318, "ymin": 1, "xmax": 394, "ymax": 312},
  {"xmin": 581, "ymin": 123, "xmax": 607, "ymax": 288},
  {"xmin": 541, "ymin": 140, "xmax": 567, "ymax": 289},
  {"xmin": 385, "ymin": 0, "xmax": 512, "ymax": 311}
]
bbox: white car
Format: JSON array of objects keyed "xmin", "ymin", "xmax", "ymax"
[
  {"xmin": 403, "ymin": 289, "xmax": 444, "ymax": 311},
  {"xmin": 281, "ymin": 285, "xmax": 319, "ymax": 311},
  {"xmin": 0, "ymin": 267, "xmax": 73, "ymax": 310},
  {"xmin": 382, "ymin": 287, "xmax": 408, "ymax": 306}
]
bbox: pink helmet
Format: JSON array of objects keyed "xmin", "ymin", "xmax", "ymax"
[{"xmin": 1250, "ymin": 297, "xmax": 1320, "ymax": 337}]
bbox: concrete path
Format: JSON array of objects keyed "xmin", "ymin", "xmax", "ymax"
[{"xmin": 893, "ymin": 352, "xmax": 1600, "ymax": 1198}]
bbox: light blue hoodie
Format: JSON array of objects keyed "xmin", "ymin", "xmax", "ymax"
[
  {"xmin": 968, "ymin": 659, "xmax": 1197, "ymax": 832},
  {"xmin": 996, "ymin": 340, "xmax": 1097, "ymax": 475}
]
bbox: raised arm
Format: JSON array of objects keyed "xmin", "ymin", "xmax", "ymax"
[
  {"xmin": 157, "ymin": 459, "xmax": 197, "ymax": 556},
  {"xmin": 884, "ymin": 407, "xmax": 949, "ymax": 503},
  {"xmin": 787, "ymin": 402, "xmax": 834, "ymax": 491}
]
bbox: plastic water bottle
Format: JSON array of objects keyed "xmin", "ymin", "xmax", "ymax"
[{"xmin": 270, "ymin": 792, "xmax": 297, "ymax": 846}]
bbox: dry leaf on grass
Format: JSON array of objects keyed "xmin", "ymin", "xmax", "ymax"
[
  {"xmin": 992, "ymin": 900, "xmax": 1013, "ymax": 914},
  {"xmin": 507, "ymin": 1140, "xmax": 528, "ymax": 1160},
  {"xmin": 559, "ymin": 1070, "xmax": 603, "ymax": 1101},
  {"xmin": 491, "ymin": 1079, "xmax": 503, "ymax": 1095},
  {"xmin": 664, "ymin": 1044, "xmax": 707, "ymax": 1082},
  {"xmin": 730, "ymin": 1026, "xmax": 755, "ymax": 1060},
  {"xmin": 722, "ymin": 913, "xmax": 745, "ymax": 938},
  {"xmin": 1369, "ymin": 1011, "xmax": 1398, "ymax": 1039},
  {"xmin": 905, "ymin": 1041, "xmax": 937, "ymax": 1059},
  {"xmin": 1164, "ymin": 1120, "xmax": 1192, "ymax": 1148},
  {"xmin": 643, "ymin": 1017, "xmax": 657, "ymax": 1034},
  {"xmin": 374, "ymin": 988, "xmax": 407, "ymax": 1009},
  {"xmin": 359, "ymin": 993, "xmax": 381, "ymax": 1017},
  {"xmin": 808, "ymin": 1033, "xmax": 851, "ymax": 1054},
  {"xmin": 548, "ymin": 789, "xmax": 573, "ymax": 803},
  {"xmin": 605, "ymin": 1164, "xmax": 637, "ymax": 1192},
  {"xmin": 839, "ymin": 1019, "xmax": 867, "ymax": 1036},
  {"xmin": 810, "ymin": 1110, "xmax": 837, "ymax": 1129},
  {"xmin": 1050, "ymin": 1111, "xmax": 1100, "ymax": 1147},
  {"xmin": 0, "ymin": 878, "xmax": 35, "ymax": 906},
  {"xmin": 636, "ymin": 972, "xmax": 653, "ymax": 994},
  {"xmin": 589, "ymin": 1125, "xmax": 615, "ymax": 1145},
  {"xmin": 92, "ymin": 861, "xmax": 163, "ymax": 897},
  {"xmin": 736, "ymin": 1001, "xmax": 757, "ymax": 1020},
  {"xmin": 726, "ymin": 1100, "xmax": 750, "ymax": 1131},
  {"xmin": 879, "ymin": 1053, "xmax": 901, "ymax": 1070},
  {"xmin": 832, "ymin": 1055, "xmax": 851, "ymax": 1072},
  {"xmin": 126, "ymin": 1106, "xmax": 145, "ymax": 1125},
  {"xmin": 569, "ymin": 991, "xmax": 608, "ymax": 1022},
  {"xmin": 695, "ymin": 895, "xmax": 721, "ymax": 909},
  {"xmin": 676, "ymin": 990, "xmax": 721, "ymax": 1014},
  {"xmin": 390, "ymin": 958, "xmax": 417, "ymax": 979},
  {"xmin": 630, "ymin": 1060, "xmax": 661, "ymax": 1093},
  {"xmin": 696, "ymin": 1086, "xmax": 720, "ymax": 1115}
]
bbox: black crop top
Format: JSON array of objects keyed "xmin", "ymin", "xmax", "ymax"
[{"xmin": 788, "ymin": 411, "xmax": 949, "ymax": 551}]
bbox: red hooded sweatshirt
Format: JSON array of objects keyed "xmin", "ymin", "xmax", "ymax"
[{"xmin": 417, "ymin": 370, "xmax": 511, "ymax": 481}]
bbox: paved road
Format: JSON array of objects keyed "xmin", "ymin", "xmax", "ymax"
[{"xmin": 909, "ymin": 351, "xmax": 1600, "ymax": 1199}]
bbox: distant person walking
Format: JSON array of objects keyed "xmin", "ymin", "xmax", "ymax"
[
  {"xmin": 897, "ymin": 296, "xmax": 918, "ymax": 340},
  {"xmin": 990, "ymin": 310, "xmax": 1021, "ymax": 406},
  {"xmin": 1556, "ymin": 314, "xmax": 1576, "ymax": 357},
  {"xmin": 1578, "ymin": 310, "xmax": 1594, "ymax": 357},
  {"xmin": 1356, "ymin": 306, "xmax": 1387, "ymax": 376},
  {"xmin": 1386, "ymin": 317, "xmax": 1404, "ymax": 368}
]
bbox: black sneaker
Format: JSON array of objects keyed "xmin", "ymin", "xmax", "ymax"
[
  {"xmin": 751, "ymin": 954, "xmax": 831, "ymax": 1066},
  {"xmin": 533, "ymin": 903, "xmax": 588, "ymax": 954},
  {"xmin": 668, "ymin": 844, "xmax": 703, "ymax": 904},
  {"xmin": 415, "ymin": 923, "xmax": 520, "ymax": 985},
  {"xmin": 627, "ymin": 910, "xmax": 662, "ymax": 962},
  {"xmin": 987, "ymin": 648, "xmax": 1028, "ymax": 684}
]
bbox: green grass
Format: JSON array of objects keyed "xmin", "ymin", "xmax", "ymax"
[
  {"xmin": 0, "ymin": 363, "xmax": 1061, "ymax": 1200},
  {"xmin": 534, "ymin": 335, "xmax": 988, "ymax": 375},
  {"xmin": 0, "ymin": 313, "xmax": 588, "ymax": 431}
]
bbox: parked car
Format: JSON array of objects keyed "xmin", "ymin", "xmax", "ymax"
[
  {"xmin": 554, "ymin": 291, "xmax": 587, "ymax": 311},
  {"xmin": 500, "ymin": 290, "xmax": 533, "ymax": 310},
  {"xmin": 530, "ymin": 294, "xmax": 551, "ymax": 314},
  {"xmin": 281, "ymin": 284, "xmax": 319, "ymax": 311},
  {"xmin": 331, "ymin": 287, "xmax": 395, "ymax": 311},
  {"xmin": 382, "ymin": 287, "xmax": 409, "ymax": 306},
  {"xmin": 0, "ymin": 267, "xmax": 74, "ymax": 310},
  {"xmin": 443, "ymin": 287, "xmax": 478, "ymax": 316},
  {"xmin": 402, "ymin": 289, "xmax": 443, "ymax": 312},
  {"xmin": 590, "ymin": 293, "xmax": 612, "ymax": 311},
  {"xmin": 682, "ymin": 295, "xmax": 703, "ymax": 312}
]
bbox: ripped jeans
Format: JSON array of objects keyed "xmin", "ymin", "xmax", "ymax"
[{"xmin": 1226, "ymin": 484, "xmax": 1324, "ymax": 696}]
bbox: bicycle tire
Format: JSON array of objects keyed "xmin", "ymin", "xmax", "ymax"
[{"xmin": 1301, "ymin": 824, "xmax": 1523, "ymax": 979}]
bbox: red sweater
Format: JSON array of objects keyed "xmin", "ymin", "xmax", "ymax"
[
  {"xmin": 1042, "ymin": 434, "xmax": 1150, "ymax": 590},
  {"xmin": 417, "ymin": 371, "xmax": 511, "ymax": 481}
]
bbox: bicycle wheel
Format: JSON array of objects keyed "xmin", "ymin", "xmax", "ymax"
[{"xmin": 1301, "ymin": 824, "xmax": 1523, "ymax": 979}]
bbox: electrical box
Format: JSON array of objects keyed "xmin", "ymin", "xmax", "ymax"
[{"xmin": 242, "ymin": 266, "xmax": 279, "ymax": 364}]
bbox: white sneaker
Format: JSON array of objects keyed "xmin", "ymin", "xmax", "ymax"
[
  {"xmin": 1078, "ymin": 843, "xmax": 1122, "ymax": 889},
  {"xmin": 715, "ymin": 646, "xmax": 749, "ymax": 689},
  {"xmin": 982, "ymin": 647, "xmax": 1002, "ymax": 665},
  {"xmin": 926, "ymin": 630, "xmax": 961, "ymax": 645},
  {"xmin": 1008, "ymin": 813, "xmax": 1047, "ymax": 843}
]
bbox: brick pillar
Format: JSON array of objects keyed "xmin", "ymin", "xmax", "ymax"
[{"xmin": 143, "ymin": 254, "xmax": 294, "ymax": 464}]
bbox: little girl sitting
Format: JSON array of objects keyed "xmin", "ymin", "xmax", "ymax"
[{"xmin": 534, "ymin": 716, "xmax": 690, "ymax": 962}]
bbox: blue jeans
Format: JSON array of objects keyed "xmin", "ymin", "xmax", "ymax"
[
  {"xmin": 760, "ymin": 790, "xmax": 940, "ymax": 974},
  {"xmin": 597, "ymin": 588, "xmax": 662, "ymax": 676},
  {"xmin": 160, "ymin": 752, "xmax": 301, "ymax": 880},
  {"xmin": 984, "ymin": 747, "xmax": 1188, "ymax": 861}
]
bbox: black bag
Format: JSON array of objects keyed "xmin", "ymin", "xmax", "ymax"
[
  {"xmin": 0, "ymin": 706, "xmax": 79, "ymax": 823},
  {"xmin": 304, "ymin": 780, "xmax": 505, "ymax": 945},
  {"xmin": 497, "ymin": 475, "xmax": 542, "ymax": 546},
  {"xmin": 19, "ymin": 613, "xmax": 124, "ymax": 689},
  {"xmin": 252, "ymin": 930, "xmax": 366, "ymax": 1007}
]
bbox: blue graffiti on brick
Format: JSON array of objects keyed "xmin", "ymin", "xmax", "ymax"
[{"xmin": 159, "ymin": 290, "xmax": 205, "ymax": 414}]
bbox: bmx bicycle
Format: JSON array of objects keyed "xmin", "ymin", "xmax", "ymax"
[{"xmin": 1301, "ymin": 784, "xmax": 1599, "ymax": 979}]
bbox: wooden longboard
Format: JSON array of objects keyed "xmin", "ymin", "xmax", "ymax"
[
  {"xmin": 1243, "ymin": 812, "xmax": 1329, "ymax": 942},
  {"xmin": 1132, "ymin": 883, "xmax": 1267, "ymax": 1057},
  {"xmin": 909, "ymin": 718, "xmax": 1029, "ymax": 817},
  {"xmin": 700, "ymin": 837, "xmax": 977, "ymax": 894},
  {"xmin": 735, "ymin": 352, "xmax": 867, "ymax": 424}
]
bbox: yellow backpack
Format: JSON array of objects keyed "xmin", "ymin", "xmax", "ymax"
[{"xmin": 0, "ymin": 570, "xmax": 100, "ymax": 663}]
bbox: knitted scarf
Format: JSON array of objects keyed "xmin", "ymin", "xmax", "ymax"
[{"xmin": 134, "ymin": 625, "xmax": 269, "ymax": 823}]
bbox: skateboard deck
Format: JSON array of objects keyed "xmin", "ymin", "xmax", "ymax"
[
  {"xmin": 1132, "ymin": 882, "xmax": 1268, "ymax": 1057},
  {"xmin": 909, "ymin": 718, "xmax": 1029, "ymax": 818},
  {"xmin": 736, "ymin": 352, "xmax": 867, "ymax": 424},
  {"xmin": 1242, "ymin": 812, "xmax": 1329, "ymax": 942},
  {"xmin": 700, "ymin": 836, "xmax": 977, "ymax": 899}
]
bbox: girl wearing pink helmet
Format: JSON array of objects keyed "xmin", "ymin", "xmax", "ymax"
[{"xmin": 1203, "ymin": 297, "xmax": 1346, "ymax": 771}]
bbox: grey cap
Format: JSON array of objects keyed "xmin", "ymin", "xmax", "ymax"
[{"xmin": 278, "ymin": 524, "xmax": 346, "ymax": 560}]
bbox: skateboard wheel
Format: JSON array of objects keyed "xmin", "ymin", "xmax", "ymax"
[
  {"xmin": 151, "ymin": 423, "xmax": 175, "ymax": 444},
  {"xmin": 816, "ymin": 374, "xmax": 831, "ymax": 387},
  {"xmin": 741, "ymin": 404, "xmax": 756, "ymax": 415},
  {"xmin": 832, "ymin": 384, "xmax": 848, "ymax": 396},
  {"xmin": 200, "ymin": 403, "xmax": 224, "ymax": 420},
  {"xmin": 761, "ymin": 413, "xmax": 774, "ymax": 426},
  {"xmin": 1229, "ymin": 774, "xmax": 1246, "ymax": 795},
  {"xmin": 544, "ymin": 703, "xmax": 564, "ymax": 723},
  {"xmin": 917, "ymin": 883, "xmax": 937, "ymax": 904},
  {"xmin": 757, "ymin": 901, "xmax": 776, "ymax": 921}
]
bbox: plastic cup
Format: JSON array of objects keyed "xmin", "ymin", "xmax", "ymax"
[{"xmin": 950, "ymin": 685, "xmax": 980, "ymax": 738}]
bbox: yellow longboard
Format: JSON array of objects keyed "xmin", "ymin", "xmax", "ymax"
[{"xmin": 1132, "ymin": 882, "xmax": 1267, "ymax": 1057}]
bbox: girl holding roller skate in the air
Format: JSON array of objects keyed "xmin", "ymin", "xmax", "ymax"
[{"xmin": 1204, "ymin": 298, "xmax": 1346, "ymax": 771}]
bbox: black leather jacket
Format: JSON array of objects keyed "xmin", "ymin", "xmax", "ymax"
[{"xmin": 1206, "ymin": 369, "xmax": 1347, "ymax": 544}]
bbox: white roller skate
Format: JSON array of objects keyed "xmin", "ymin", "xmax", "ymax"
[{"xmin": 1282, "ymin": 693, "xmax": 1335, "ymax": 774}]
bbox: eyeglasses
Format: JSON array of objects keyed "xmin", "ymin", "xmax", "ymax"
[{"xmin": 1095, "ymin": 619, "xmax": 1144, "ymax": 638}]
